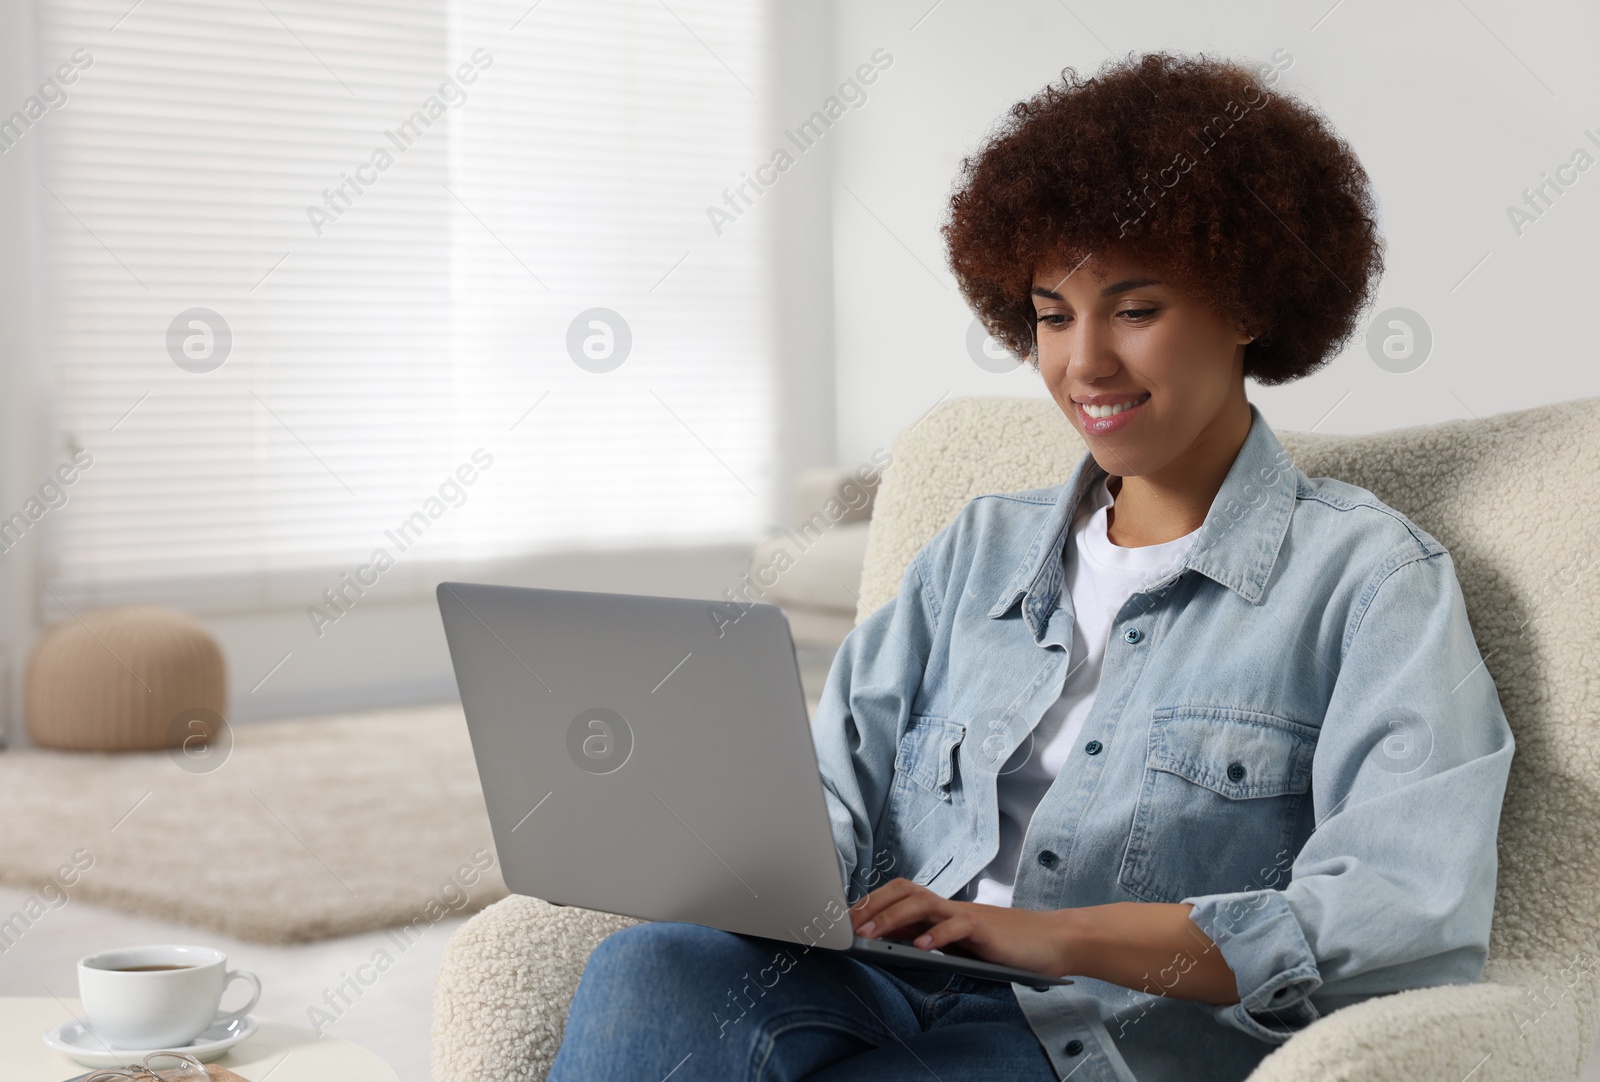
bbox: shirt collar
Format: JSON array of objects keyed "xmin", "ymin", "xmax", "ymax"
[{"xmin": 987, "ymin": 401, "xmax": 1297, "ymax": 636}]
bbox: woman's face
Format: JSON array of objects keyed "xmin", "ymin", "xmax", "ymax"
[{"xmin": 1030, "ymin": 251, "xmax": 1254, "ymax": 482}]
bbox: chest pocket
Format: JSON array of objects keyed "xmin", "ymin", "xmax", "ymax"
[
  {"xmin": 886, "ymin": 714, "xmax": 968, "ymax": 888},
  {"xmin": 1119, "ymin": 705, "xmax": 1317, "ymax": 904},
  {"xmin": 892, "ymin": 714, "xmax": 966, "ymax": 797}
]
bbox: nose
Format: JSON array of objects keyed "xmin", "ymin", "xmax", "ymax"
[{"xmin": 1061, "ymin": 315, "xmax": 1120, "ymax": 384}]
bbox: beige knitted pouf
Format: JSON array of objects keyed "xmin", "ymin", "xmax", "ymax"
[{"xmin": 24, "ymin": 605, "xmax": 228, "ymax": 752}]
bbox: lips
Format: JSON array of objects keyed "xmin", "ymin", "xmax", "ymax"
[{"xmin": 1075, "ymin": 393, "xmax": 1150, "ymax": 434}]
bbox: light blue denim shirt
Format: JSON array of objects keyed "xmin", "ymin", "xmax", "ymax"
[{"xmin": 812, "ymin": 402, "xmax": 1515, "ymax": 1082}]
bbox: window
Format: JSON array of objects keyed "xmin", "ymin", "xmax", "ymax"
[{"xmin": 31, "ymin": 0, "xmax": 774, "ymax": 613}]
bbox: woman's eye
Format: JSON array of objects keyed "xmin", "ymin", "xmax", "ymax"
[{"xmin": 1035, "ymin": 309, "xmax": 1156, "ymax": 327}]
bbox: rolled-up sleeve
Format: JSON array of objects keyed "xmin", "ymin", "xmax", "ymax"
[
  {"xmin": 1182, "ymin": 547, "xmax": 1515, "ymax": 1043},
  {"xmin": 811, "ymin": 547, "xmax": 942, "ymax": 903}
]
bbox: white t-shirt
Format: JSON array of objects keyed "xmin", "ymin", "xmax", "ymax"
[{"xmin": 961, "ymin": 474, "xmax": 1202, "ymax": 908}]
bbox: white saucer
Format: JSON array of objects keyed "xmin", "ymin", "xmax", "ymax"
[{"xmin": 44, "ymin": 1016, "xmax": 257, "ymax": 1068}]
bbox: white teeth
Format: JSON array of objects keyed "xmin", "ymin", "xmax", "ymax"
[{"xmin": 1083, "ymin": 394, "xmax": 1149, "ymax": 419}]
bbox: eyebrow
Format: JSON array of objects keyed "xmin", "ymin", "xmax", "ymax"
[{"xmin": 1031, "ymin": 276, "xmax": 1161, "ymax": 301}]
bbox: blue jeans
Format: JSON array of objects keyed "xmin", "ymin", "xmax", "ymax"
[{"xmin": 547, "ymin": 921, "xmax": 1060, "ymax": 1081}]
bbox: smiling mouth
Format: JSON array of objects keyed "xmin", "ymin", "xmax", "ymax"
[{"xmin": 1077, "ymin": 392, "xmax": 1150, "ymax": 420}]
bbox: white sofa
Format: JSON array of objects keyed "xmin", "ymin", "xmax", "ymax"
[
  {"xmin": 432, "ymin": 395, "xmax": 1600, "ymax": 1081},
  {"xmin": 744, "ymin": 464, "xmax": 880, "ymax": 652}
]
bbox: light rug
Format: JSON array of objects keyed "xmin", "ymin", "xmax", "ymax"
[{"xmin": 0, "ymin": 703, "xmax": 508, "ymax": 943}]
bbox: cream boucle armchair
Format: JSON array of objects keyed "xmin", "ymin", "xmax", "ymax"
[{"xmin": 433, "ymin": 396, "xmax": 1600, "ymax": 1081}]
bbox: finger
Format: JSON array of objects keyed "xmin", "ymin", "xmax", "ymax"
[
  {"xmin": 848, "ymin": 882, "xmax": 890, "ymax": 914},
  {"xmin": 864, "ymin": 894, "xmax": 951, "ymax": 940},
  {"xmin": 855, "ymin": 894, "xmax": 915, "ymax": 934},
  {"xmin": 850, "ymin": 878, "xmax": 918, "ymax": 931},
  {"xmin": 912, "ymin": 913, "xmax": 973, "ymax": 951},
  {"xmin": 850, "ymin": 884, "xmax": 896, "ymax": 929}
]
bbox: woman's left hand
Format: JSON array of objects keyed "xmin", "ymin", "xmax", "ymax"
[{"xmin": 849, "ymin": 877, "xmax": 1077, "ymax": 978}]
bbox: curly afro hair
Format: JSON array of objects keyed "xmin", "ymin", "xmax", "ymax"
[{"xmin": 942, "ymin": 50, "xmax": 1385, "ymax": 385}]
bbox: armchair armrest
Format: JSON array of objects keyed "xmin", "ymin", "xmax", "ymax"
[
  {"xmin": 1245, "ymin": 975, "xmax": 1587, "ymax": 1082},
  {"xmin": 431, "ymin": 895, "xmax": 642, "ymax": 1082}
]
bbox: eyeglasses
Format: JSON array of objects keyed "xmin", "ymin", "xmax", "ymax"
[{"xmin": 77, "ymin": 1052, "xmax": 209, "ymax": 1082}]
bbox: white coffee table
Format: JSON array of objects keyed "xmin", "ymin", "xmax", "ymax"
[{"xmin": 0, "ymin": 998, "xmax": 399, "ymax": 1082}]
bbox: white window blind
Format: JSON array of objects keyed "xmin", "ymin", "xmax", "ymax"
[{"xmin": 33, "ymin": 0, "xmax": 775, "ymax": 614}]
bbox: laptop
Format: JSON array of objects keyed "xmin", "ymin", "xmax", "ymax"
[{"xmin": 435, "ymin": 581, "xmax": 1072, "ymax": 992}]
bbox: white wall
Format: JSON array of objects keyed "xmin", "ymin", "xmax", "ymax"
[{"xmin": 830, "ymin": 0, "xmax": 1600, "ymax": 464}]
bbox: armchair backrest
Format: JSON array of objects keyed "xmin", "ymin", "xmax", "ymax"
[{"xmin": 854, "ymin": 394, "xmax": 1600, "ymax": 991}]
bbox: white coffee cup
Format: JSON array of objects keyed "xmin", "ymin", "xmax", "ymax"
[{"xmin": 78, "ymin": 944, "xmax": 261, "ymax": 1049}]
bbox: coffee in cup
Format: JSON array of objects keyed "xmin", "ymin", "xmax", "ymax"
[{"xmin": 78, "ymin": 945, "xmax": 260, "ymax": 1049}]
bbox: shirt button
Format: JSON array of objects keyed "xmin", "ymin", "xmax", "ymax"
[
  {"xmin": 1037, "ymin": 849, "xmax": 1059, "ymax": 868},
  {"xmin": 1064, "ymin": 1039, "xmax": 1084, "ymax": 1056},
  {"xmin": 1123, "ymin": 628, "xmax": 1143, "ymax": 644},
  {"xmin": 1227, "ymin": 761, "xmax": 1247, "ymax": 782},
  {"xmin": 1084, "ymin": 740, "xmax": 1102, "ymax": 755}
]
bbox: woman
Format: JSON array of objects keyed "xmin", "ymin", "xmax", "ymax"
[{"xmin": 547, "ymin": 50, "xmax": 1514, "ymax": 1082}]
